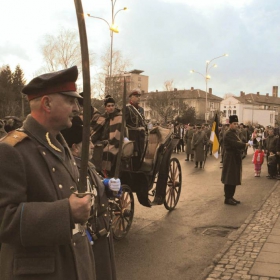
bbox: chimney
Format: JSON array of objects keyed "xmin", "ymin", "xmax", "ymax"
[
  {"xmin": 209, "ymin": 88, "xmax": 212, "ymax": 95},
  {"xmin": 156, "ymin": 90, "xmax": 158, "ymax": 92},
  {"xmin": 266, "ymin": 93, "xmax": 269, "ymax": 97},
  {"xmin": 273, "ymin": 86, "xmax": 278, "ymax": 97},
  {"xmin": 174, "ymin": 88, "xmax": 177, "ymax": 91},
  {"xmin": 191, "ymin": 87, "xmax": 194, "ymax": 91},
  {"xmin": 256, "ymin": 92, "xmax": 259, "ymax": 95},
  {"xmin": 240, "ymin": 91, "xmax": 245, "ymax": 97}
]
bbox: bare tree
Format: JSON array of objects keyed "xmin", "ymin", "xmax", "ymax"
[
  {"xmin": 40, "ymin": 27, "xmax": 94, "ymax": 74},
  {"xmin": 148, "ymin": 91, "xmax": 178, "ymax": 124},
  {"xmin": 163, "ymin": 80, "xmax": 174, "ymax": 91},
  {"xmin": 92, "ymin": 47, "xmax": 131, "ymax": 100}
]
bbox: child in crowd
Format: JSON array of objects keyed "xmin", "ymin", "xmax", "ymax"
[{"xmin": 252, "ymin": 144, "xmax": 265, "ymax": 177}]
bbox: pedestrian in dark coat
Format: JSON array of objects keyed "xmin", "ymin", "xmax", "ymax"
[
  {"xmin": 62, "ymin": 116, "xmax": 118, "ymax": 280},
  {"xmin": 0, "ymin": 66, "xmax": 96, "ymax": 280},
  {"xmin": 221, "ymin": 115, "xmax": 249, "ymax": 206},
  {"xmin": 264, "ymin": 128, "xmax": 278, "ymax": 178}
]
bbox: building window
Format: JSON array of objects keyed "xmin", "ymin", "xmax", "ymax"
[
  {"xmin": 223, "ymin": 110, "xmax": 226, "ymax": 115},
  {"xmin": 138, "ymin": 83, "xmax": 141, "ymax": 87},
  {"xmin": 224, "ymin": 106, "xmax": 226, "ymax": 108},
  {"xmin": 228, "ymin": 110, "xmax": 231, "ymax": 116},
  {"xmin": 233, "ymin": 110, "xmax": 236, "ymax": 115}
]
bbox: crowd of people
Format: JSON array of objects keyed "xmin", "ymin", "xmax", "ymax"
[{"xmin": 2, "ymin": 65, "xmax": 280, "ymax": 279}]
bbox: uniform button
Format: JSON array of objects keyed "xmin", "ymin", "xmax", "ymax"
[
  {"xmin": 73, "ymin": 242, "xmax": 76, "ymax": 246},
  {"xmin": 42, "ymin": 152, "xmax": 46, "ymax": 156},
  {"xmin": 104, "ymin": 214, "xmax": 107, "ymax": 217},
  {"xmin": 52, "ymin": 168, "xmax": 55, "ymax": 172},
  {"xmin": 102, "ymin": 204, "xmax": 105, "ymax": 207},
  {"xmin": 58, "ymin": 184, "xmax": 63, "ymax": 189},
  {"xmin": 73, "ymin": 162, "xmax": 76, "ymax": 166}
]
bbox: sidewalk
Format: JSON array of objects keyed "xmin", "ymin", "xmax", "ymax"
[{"xmin": 198, "ymin": 180, "xmax": 280, "ymax": 280}]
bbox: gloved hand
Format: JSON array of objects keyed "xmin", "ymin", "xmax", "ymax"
[
  {"xmin": 108, "ymin": 178, "xmax": 121, "ymax": 192},
  {"xmin": 103, "ymin": 178, "xmax": 121, "ymax": 192}
]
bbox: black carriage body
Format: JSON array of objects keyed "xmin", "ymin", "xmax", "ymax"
[{"xmin": 119, "ymin": 127, "xmax": 179, "ymax": 207}]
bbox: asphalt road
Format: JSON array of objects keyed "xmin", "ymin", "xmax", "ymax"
[{"xmin": 114, "ymin": 147, "xmax": 277, "ymax": 280}]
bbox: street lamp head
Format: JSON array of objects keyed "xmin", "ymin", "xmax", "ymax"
[
  {"xmin": 123, "ymin": 7, "xmax": 128, "ymax": 10},
  {"xmin": 110, "ymin": 24, "xmax": 119, "ymax": 33},
  {"xmin": 224, "ymin": 53, "xmax": 229, "ymax": 56},
  {"xmin": 206, "ymin": 75, "xmax": 211, "ymax": 80},
  {"xmin": 190, "ymin": 70, "xmax": 194, "ymax": 73}
]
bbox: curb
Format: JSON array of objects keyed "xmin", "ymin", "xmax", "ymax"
[{"xmin": 196, "ymin": 180, "xmax": 279, "ymax": 280}]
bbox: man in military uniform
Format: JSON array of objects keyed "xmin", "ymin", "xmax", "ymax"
[
  {"xmin": 221, "ymin": 115, "xmax": 250, "ymax": 205},
  {"xmin": 125, "ymin": 88, "xmax": 147, "ymax": 170},
  {"xmin": 191, "ymin": 124, "xmax": 208, "ymax": 168},
  {"xmin": 0, "ymin": 66, "xmax": 96, "ymax": 279},
  {"xmin": 62, "ymin": 116, "xmax": 119, "ymax": 280},
  {"xmin": 184, "ymin": 123, "xmax": 194, "ymax": 161}
]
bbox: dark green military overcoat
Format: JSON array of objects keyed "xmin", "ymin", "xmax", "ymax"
[{"xmin": 0, "ymin": 115, "xmax": 95, "ymax": 280}]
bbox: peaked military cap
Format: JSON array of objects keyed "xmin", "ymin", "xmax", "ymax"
[
  {"xmin": 22, "ymin": 66, "xmax": 82, "ymax": 101},
  {"xmin": 129, "ymin": 88, "xmax": 141, "ymax": 97},
  {"xmin": 61, "ymin": 116, "xmax": 83, "ymax": 147},
  {"xmin": 229, "ymin": 115, "xmax": 238, "ymax": 123}
]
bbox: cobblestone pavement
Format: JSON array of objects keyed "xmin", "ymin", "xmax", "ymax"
[{"xmin": 199, "ymin": 181, "xmax": 280, "ymax": 280}]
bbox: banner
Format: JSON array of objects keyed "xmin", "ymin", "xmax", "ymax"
[{"xmin": 210, "ymin": 114, "xmax": 219, "ymax": 159}]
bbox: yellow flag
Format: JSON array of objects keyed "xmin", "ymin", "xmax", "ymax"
[{"xmin": 210, "ymin": 114, "xmax": 219, "ymax": 159}]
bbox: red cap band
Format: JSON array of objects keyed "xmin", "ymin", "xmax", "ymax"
[{"xmin": 27, "ymin": 82, "xmax": 76, "ymax": 101}]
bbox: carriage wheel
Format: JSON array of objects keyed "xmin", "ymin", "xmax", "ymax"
[
  {"xmin": 164, "ymin": 158, "xmax": 182, "ymax": 211},
  {"xmin": 111, "ymin": 185, "xmax": 134, "ymax": 240}
]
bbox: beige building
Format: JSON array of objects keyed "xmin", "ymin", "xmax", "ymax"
[
  {"xmin": 140, "ymin": 87, "xmax": 223, "ymax": 122},
  {"xmin": 105, "ymin": 69, "xmax": 149, "ymax": 96}
]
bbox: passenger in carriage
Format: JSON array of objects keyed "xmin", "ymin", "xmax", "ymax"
[
  {"xmin": 125, "ymin": 88, "xmax": 147, "ymax": 170},
  {"xmin": 91, "ymin": 95, "xmax": 123, "ymax": 177}
]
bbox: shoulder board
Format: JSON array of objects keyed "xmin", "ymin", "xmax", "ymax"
[{"xmin": 0, "ymin": 130, "xmax": 28, "ymax": 147}]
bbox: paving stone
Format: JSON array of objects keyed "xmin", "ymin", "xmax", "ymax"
[
  {"xmin": 251, "ymin": 262, "xmax": 280, "ymax": 278},
  {"xmin": 261, "ymin": 243, "xmax": 280, "ymax": 253},
  {"xmin": 270, "ymin": 228, "xmax": 280, "ymax": 236},
  {"xmin": 255, "ymin": 251, "xmax": 280, "ymax": 264},
  {"xmin": 267, "ymin": 234, "xmax": 280, "ymax": 244}
]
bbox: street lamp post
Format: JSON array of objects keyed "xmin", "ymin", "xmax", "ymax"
[
  {"xmin": 191, "ymin": 53, "xmax": 228, "ymax": 123},
  {"xmin": 87, "ymin": 1, "xmax": 127, "ymax": 95}
]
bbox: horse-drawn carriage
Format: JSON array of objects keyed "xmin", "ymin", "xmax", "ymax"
[{"xmin": 92, "ymin": 125, "xmax": 182, "ymax": 240}]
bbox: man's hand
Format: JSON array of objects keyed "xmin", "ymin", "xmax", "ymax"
[{"xmin": 69, "ymin": 194, "xmax": 91, "ymax": 224}]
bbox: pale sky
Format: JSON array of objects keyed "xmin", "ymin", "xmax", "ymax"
[{"xmin": 1, "ymin": 0, "xmax": 279, "ymax": 98}]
